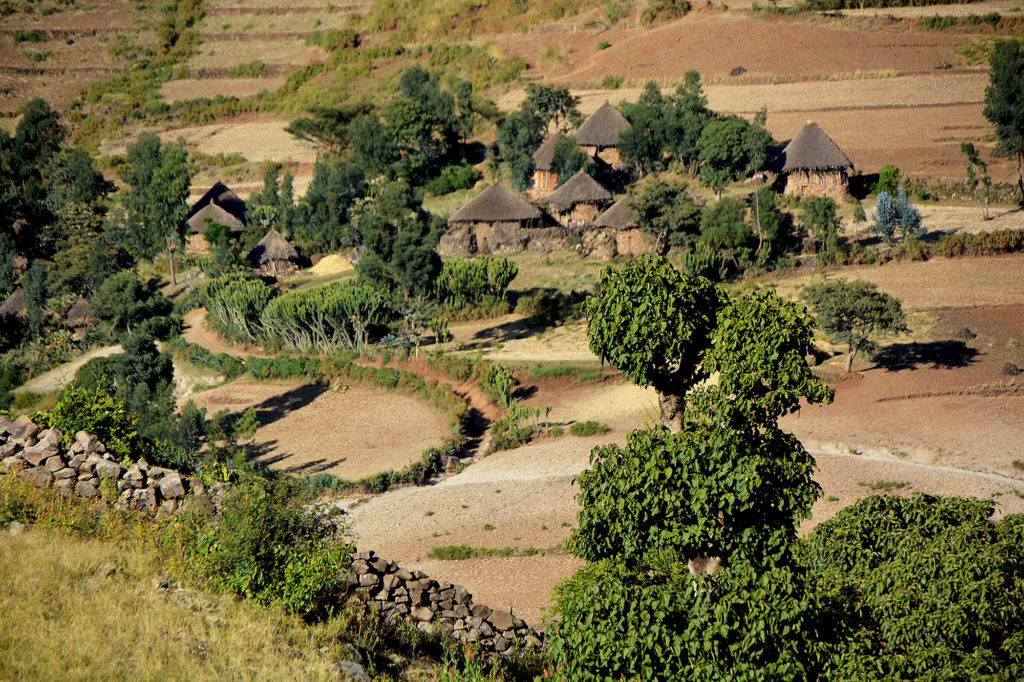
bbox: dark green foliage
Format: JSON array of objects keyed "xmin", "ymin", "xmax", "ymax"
[
  {"xmin": 618, "ymin": 74, "xmax": 714, "ymax": 174},
  {"xmin": 619, "ymin": 82, "xmax": 668, "ymax": 174},
  {"xmin": 548, "ymin": 560, "xmax": 823, "ymax": 682},
  {"xmin": 435, "ymin": 255, "xmax": 518, "ymax": 307},
  {"xmin": 569, "ymin": 420, "xmax": 610, "ymax": 436},
  {"xmin": 801, "ymin": 196, "xmax": 843, "ymax": 263},
  {"xmin": 961, "ymin": 141, "xmax": 994, "ymax": 218},
  {"xmin": 641, "ymin": 0, "xmax": 691, "ymax": 24},
  {"xmin": 873, "ymin": 162, "xmax": 903, "ymax": 196},
  {"xmin": 354, "ymin": 180, "xmax": 442, "ymax": 298},
  {"xmin": 984, "ymin": 40, "xmax": 1024, "ymax": 202},
  {"xmin": 629, "ymin": 178, "xmax": 703, "ymax": 248},
  {"xmin": 586, "ymin": 255, "xmax": 725, "ymax": 403},
  {"xmin": 190, "ymin": 476, "xmax": 353, "ymax": 618},
  {"xmin": 937, "ymin": 228, "xmax": 1024, "ymax": 257},
  {"xmin": 89, "ymin": 271, "xmax": 174, "ymax": 336},
  {"xmin": 296, "ymin": 154, "xmax": 366, "ymax": 251},
  {"xmin": 42, "ymin": 146, "xmax": 112, "ymax": 217},
  {"xmin": 22, "ymin": 260, "xmax": 49, "ymax": 338},
  {"xmin": 287, "ymin": 103, "xmax": 373, "ymax": 155},
  {"xmin": 1, "ymin": 98, "xmax": 66, "ymax": 241},
  {"xmin": 550, "ymin": 135, "xmax": 592, "ymax": 186},
  {"xmin": 696, "ymin": 114, "xmax": 773, "ymax": 196},
  {"xmin": 424, "ymin": 162, "xmax": 481, "ymax": 196},
  {"xmin": 47, "ymin": 380, "xmax": 140, "ymax": 462},
  {"xmin": 802, "ymin": 278, "xmax": 908, "ymax": 372},
  {"xmin": 699, "ymin": 196, "xmax": 751, "ymax": 252},
  {"xmin": 524, "ymin": 83, "xmax": 581, "ymax": 134},
  {"xmin": 120, "ymin": 134, "xmax": 196, "ymax": 282},
  {"xmin": 496, "ymin": 103, "xmax": 545, "ymax": 190},
  {"xmin": 348, "ymin": 114, "xmax": 399, "ymax": 179},
  {"xmin": 0, "ymin": 233, "xmax": 14, "ymax": 299},
  {"xmin": 802, "ymin": 494, "xmax": 1024, "ymax": 680},
  {"xmin": 199, "ymin": 274, "xmax": 277, "ymax": 344}
]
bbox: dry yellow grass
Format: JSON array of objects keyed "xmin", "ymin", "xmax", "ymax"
[
  {"xmin": 186, "ymin": 40, "xmax": 324, "ymax": 70},
  {"xmin": 0, "ymin": 531, "xmax": 344, "ymax": 680},
  {"xmin": 161, "ymin": 76, "xmax": 287, "ymax": 102},
  {"xmin": 198, "ymin": 12, "xmax": 355, "ymax": 33},
  {"xmin": 837, "ymin": 0, "xmax": 1024, "ymax": 18}
]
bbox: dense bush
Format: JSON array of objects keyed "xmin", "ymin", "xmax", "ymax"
[
  {"xmin": 424, "ymin": 162, "xmax": 481, "ymax": 195},
  {"xmin": 189, "ymin": 477, "xmax": 352, "ymax": 619},
  {"xmin": 479, "ymin": 363, "xmax": 517, "ymax": 408},
  {"xmin": 199, "ymin": 274, "xmax": 276, "ymax": 345},
  {"xmin": 259, "ymin": 281, "xmax": 398, "ymax": 353},
  {"xmin": 936, "ymin": 228, "xmax": 1024, "ymax": 257},
  {"xmin": 435, "ymin": 255, "xmax": 518, "ymax": 308},
  {"xmin": 46, "ymin": 380, "xmax": 140, "ymax": 462}
]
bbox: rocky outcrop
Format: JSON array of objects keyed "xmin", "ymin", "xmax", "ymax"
[
  {"xmin": 0, "ymin": 415, "xmax": 226, "ymax": 514},
  {"xmin": 348, "ymin": 550, "xmax": 543, "ymax": 654}
]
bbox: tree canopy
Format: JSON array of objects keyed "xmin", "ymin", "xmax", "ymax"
[{"xmin": 983, "ymin": 39, "xmax": 1024, "ymax": 202}]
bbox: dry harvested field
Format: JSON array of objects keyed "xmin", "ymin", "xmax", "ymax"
[
  {"xmin": 186, "ymin": 39, "xmax": 324, "ymax": 71},
  {"xmin": 189, "ymin": 379, "xmax": 450, "ymax": 480},
  {"xmin": 838, "ymin": 0, "xmax": 1024, "ymax": 18},
  {"xmin": 160, "ymin": 76, "xmax": 287, "ymax": 102}
]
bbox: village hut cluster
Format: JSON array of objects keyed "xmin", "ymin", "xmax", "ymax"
[{"xmin": 442, "ymin": 112, "xmax": 856, "ymax": 261}]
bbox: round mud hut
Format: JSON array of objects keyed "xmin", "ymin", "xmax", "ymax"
[
  {"xmin": 546, "ymin": 169, "xmax": 613, "ymax": 228},
  {"xmin": 776, "ymin": 122, "xmax": 854, "ymax": 201},
  {"xmin": 440, "ymin": 184, "xmax": 543, "ymax": 257},
  {"xmin": 247, "ymin": 229, "xmax": 300, "ymax": 275},
  {"xmin": 574, "ymin": 101, "xmax": 631, "ymax": 167},
  {"xmin": 185, "ymin": 182, "xmax": 247, "ymax": 254},
  {"xmin": 64, "ymin": 295, "xmax": 94, "ymax": 336},
  {"xmin": 585, "ymin": 197, "xmax": 659, "ymax": 259}
]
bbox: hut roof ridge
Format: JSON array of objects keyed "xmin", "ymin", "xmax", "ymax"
[
  {"xmin": 593, "ymin": 197, "xmax": 637, "ymax": 229},
  {"xmin": 449, "ymin": 184, "xmax": 542, "ymax": 223},
  {"xmin": 547, "ymin": 169, "xmax": 612, "ymax": 211},
  {"xmin": 574, "ymin": 101, "xmax": 630, "ymax": 148},
  {"xmin": 247, "ymin": 228, "xmax": 298, "ymax": 264},
  {"xmin": 779, "ymin": 122, "xmax": 853, "ymax": 172}
]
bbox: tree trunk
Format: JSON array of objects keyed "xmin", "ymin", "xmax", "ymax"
[
  {"xmin": 167, "ymin": 238, "xmax": 177, "ymax": 286},
  {"xmin": 657, "ymin": 391, "xmax": 684, "ymax": 431},
  {"xmin": 846, "ymin": 344, "xmax": 856, "ymax": 373}
]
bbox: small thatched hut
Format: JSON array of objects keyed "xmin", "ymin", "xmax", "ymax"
[
  {"xmin": 776, "ymin": 122, "xmax": 854, "ymax": 201},
  {"xmin": 185, "ymin": 182, "xmax": 247, "ymax": 254},
  {"xmin": 574, "ymin": 101, "xmax": 631, "ymax": 166},
  {"xmin": 583, "ymin": 198, "xmax": 659, "ymax": 259},
  {"xmin": 546, "ymin": 169, "xmax": 612, "ymax": 228},
  {"xmin": 64, "ymin": 296, "xmax": 93, "ymax": 329},
  {"xmin": 247, "ymin": 229, "xmax": 300, "ymax": 274},
  {"xmin": 530, "ymin": 134, "xmax": 564, "ymax": 199},
  {"xmin": 440, "ymin": 184, "xmax": 544, "ymax": 257}
]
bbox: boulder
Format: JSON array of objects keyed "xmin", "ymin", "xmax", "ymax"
[
  {"xmin": 44, "ymin": 455, "xmax": 66, "ymax": 473},
  {"xmin": 68, "ymin": 453, "xmax": 87, "ymax": 470},
  {"xmin": 21, "ymin": 466, "xmax": 53, "ymax": 488},
  {"xmin": 75, "ymin": 431, "xmax": 105, "ymax": 454},
  {"xmin": 56, "ymin": 479, "xmax": 75, "ymax": 497},
  {"xmin": 493, "ymin": 636, "xmax": 511, "ymax": 653},
  {"xmin": 22, "ymin": 442, "xmax": 58, "ymax": 467},
  {"xmin": 37, "ymin": 427, "xmax": 61, "ymax": 446},
  {"xmin": 410, "ymin": 606, "xmax": 434, "ymax": 622},
  {"xmin": 488, "ymin": 609, "xmax": 515, "ymax": 631},
  {"xmin": 8, "ymin": 521, "xmax": 26, "ymax": 536},
  {"xmin": 159, "ymin": 473, "xmax": 186, "ymax": 499},
  {"xmin": 470, "ymin": 603, "xmax": 492, "ymax": 619},
  {"xmin": 1, "ymin": 456, "xmax": 27, "ymax": 473},
  {"xmin": 336, "ymin": 660, "xmax": 371, "ymax": 682},
  {"xmin": 0, "ymin": 414, "xmax": 14, "ymax": 435},
  {"xmin": 124, "ymin": 466, "xmax": 145, "ymax": 488},
  {"xmin": 52, "ymin": 467, "xmax": 77, "ymax": 480},
  {"xmin": 147, "ymin": 466, "xmax": 171, "ymax": 482},
  {"xmin": 0, "ymin": 441, "xmax": 19, "ymax": 458},
  {"xmin": 10, "ymin": 415, "xmax": 39, "ymax": 439},
  {"xmin": 133, "ymin": 487, "xmax": 158, "ymax": 512},
  {"xmin": 177, "ymin": 494, "xmax": 215, "ymax": 516},
  {"xmin": 94, "ymin": 459, "xmax": 124, "ymax": 481},
  {"xmin": 358, "ymin": 573, "xmax": 380, "ymax": 588},
  {"xmin": 75, "ymin": 481, "xmax": 100, "ymax": 498}
]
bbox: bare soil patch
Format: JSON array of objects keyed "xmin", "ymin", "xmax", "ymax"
[
  {"xmin": 190, "ymin": 379, "xmax": 450, "ymax": 480},
  {"xmin": 182, "ymin": 308, "xmax": 271, "ymax": 358}
]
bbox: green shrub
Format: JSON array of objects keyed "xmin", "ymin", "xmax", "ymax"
[
  {"xmin": 424, "ymin": 162, "xmax": 481, "ymax": 195},
  {"xmin": 641, "ymin": 0, "xmax": 690, "ymax": 25},
  {"xmin": 12, "ymin": 30, "xmax": 47, "ymax": 42},
  {"xmin": 922, "ymin": 14, "xmax": 957, "ymax": 29},
  {"xmin": 489, "ymin": 400, "xmax": 541, "ymax": 452},
  {"xmin": 190, "ymin": 477, "xmax": 352, "ymax": 619},
  {"xmin": 936, "ymin": 228, "xmax": 1024, "ymax": 257},
  {"xmin": 435, "ymin": 255, "xmax": 518, "ymax": 308},
  {"xmin": 597, "ymin": 40, "xmax": 611, "ymax": 50},
  {"xmin": 569, "ymin": 420, "xmax": 610, "ymax": 437},
  {"xmin": 600, "ymin": 74, "xmax": 625, "ymax": 89},
  {"xmin": 479, "ymin": 363, "xmax": 517, "ymax": 408},
  {"xmin": 227, "ymin": 60, "xmax": 264, "ymax": 77},
  {"xmin": 46, "ymin": 381, "xmax": 140, "ymax": 462},
  {"xmin": 306, "ymin": 28, "xmax": 359, "ymax": 51}
]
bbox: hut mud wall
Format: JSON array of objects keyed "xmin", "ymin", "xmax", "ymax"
[
  {"xmin": 783, "ymin": 169, "xmax": 849, "ymax": 201},
  {"xmin": 581, "ymin": 228, "xmax": 658, "ymax": 260},
  {"xmin": 439, "ymin": 222, "xmax": 579, "ymax": 257},
  {"xmin": 580, "ymin": 145, "xmax": 622, "ymax": 167},
  {"xmin": 530, "ymin": 169, "xmax": 559, "ymax": 199},
  {"xmin": 552, "ymin": 202, "xmax": 603, "ymax": 229},
  {"xmin": 186, "ymin": 234, "xmax": 211, "ymax": 255}
]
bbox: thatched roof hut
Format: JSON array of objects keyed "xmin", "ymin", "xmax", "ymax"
[
  {"xmin": 574, "ymin": 101, "xmax": 630, "ymax": 165},
  {"xmin": 247, "ymin": 229, "xmax": 299, "ymax": 274},
  {"xmin": 186, "ymin": 182, "xmax": 247, "ymax": 235},
  {"xmin": 546, "ymin": 169, "xmax": 612, "ymax": 227},
  {"xmin": 64, "ymin": 296, "xmax": 93, "ymax": 329},
  {"xmin": 593, "ymin": 198, "xmax": 637, "ymax": 230},
  {"xmin": 449, "ymin": 184, "xmax": 542, "ymax": 225},
  {"xmin": 776, "ymin": 122, "xmax": 854, "ymax": 201}
]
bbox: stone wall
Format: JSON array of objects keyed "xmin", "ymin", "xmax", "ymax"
[
  {"xmin": 1, "ymin": 414, "xmax": 545, "ymax": 655},
  {"xmin": 350, "ymin": 550, "xmax": 543, "ymax": 654},
  {"xmin": 438, "ymin": 222, "xmax": 579, "ymax": 258},
  {"xmin": 0, "ymin": 414, "xmax": 222, "ymax": 514}
]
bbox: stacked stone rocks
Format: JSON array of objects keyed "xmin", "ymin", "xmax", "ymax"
[
  {"xmin": 349, "ymin": 550, "xmax": 543, "ymax": 654},
  {"xmin": 0, "ymin": 414, "xmax": 221, "ymax": 514}
]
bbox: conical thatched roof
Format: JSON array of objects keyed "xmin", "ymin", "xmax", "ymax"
[
  {"xmin": 64, "ymin": 295, "xmax": 93, "ymax": 328},
  {"xmin": 593, "ymin": 198, "xmax": 637, "ymax": 230},
  {"xmin": 186, "ymin": 181, "xmax": 247, "ymax": 233},
  {"xmin": 247, "ymin": 229, "xmax": 298, "ymax": 264},
  {"xmin": 574, "ymin": 101, "xmax": 630, "ymax": 148},
  {"xmin": 778, "ymin": 123, "xmax": 853, "ymax": 172},
  {"xmin": 547, "ymin": 169, "xmax": 612, "ymax": 212},
  {"xmin": 532, "ymin": 134, "xmax": 565, "ymax": 172},
  {"xmin": 449, "ymin": 184, "xmax": 542, "ymax": 223},
  {"xmin": 187, "ymin": 203, "xmax": 246, "ymax": 235},
  {"xmin": 0, "ymin": 288, "xmax": 26, "ymax": 320}
]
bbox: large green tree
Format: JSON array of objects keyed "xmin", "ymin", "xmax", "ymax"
[
  {"xmin": 586, "ymin": 255, "xmax": 725, "ymax": 426},
  {"xmin": 121, "ymin": 134, "xmax": 196, "ymax": 284},
  {"xmin": 802, "ymin": 278, "xmax": 908, "ymax": 372},
  {"xmin": 983, "ymin": 39, "xmax": 1024, "ymax": 202},
  {"xmin": 628, "ymin": 178, "xmax": 703, "ymax": 249}
]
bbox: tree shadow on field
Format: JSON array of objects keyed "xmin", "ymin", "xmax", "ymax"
[
  {"xmin": 468, "ymin": 317, "xmax": 536, "ymax": 347},
  {"xmin": 251, "ymin": 383, "xmax": 326, "ymax": 426},
  {"xmin": 872, "ymin": 340, "xmax": 980, "ymax": 372}
]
